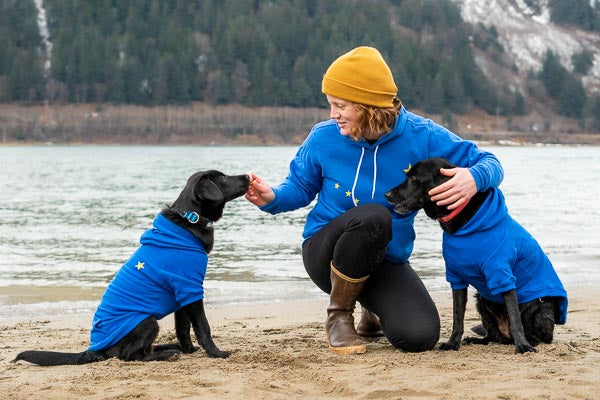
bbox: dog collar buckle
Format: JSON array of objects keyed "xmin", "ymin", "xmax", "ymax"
[{"xmin": 183, "ymin": 211, "xmax": 200, "ymax": 224}]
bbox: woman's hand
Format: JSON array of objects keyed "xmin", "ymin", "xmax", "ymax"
[
  {"xmin": 245, "ymin": 172, "xmax": 275, "ymax": 207},
  {"xmin": 428, "ymin": 167, "xmax": 477, "ymax": 210}
]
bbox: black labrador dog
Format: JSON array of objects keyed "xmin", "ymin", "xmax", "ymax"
[
  {"xmin": 13, "ymin": 170, "xmax": 250, "ymax": 365},
  {"xmin": 385, "ymin": 158, "xmax": 568, "ymax": 354}
]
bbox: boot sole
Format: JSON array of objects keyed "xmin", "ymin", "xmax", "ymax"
[{"xmin": 329, "ymin": 343, "xmax": 367, "ymax": 355}]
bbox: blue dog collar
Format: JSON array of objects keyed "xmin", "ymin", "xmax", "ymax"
[
  {"xmin": 183, "ymin": 211, "xmax": 200, "ymax": 223},
  {"xmin": 177, "ymin": 210, "xmax": 213, "ymax": 228}
]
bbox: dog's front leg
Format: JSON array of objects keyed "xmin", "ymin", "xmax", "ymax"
[
  {"xmin": 502, "ymin": 289, "xmax": 536, "ymax": 354},
  {"xmin": 175, "ymin": 309, "xmax": 199, "ymax": 353},
  {"xmin": 439, "ymin": 288, "xmax": 467, "ymax": 351},
  {"xmin": 183, "ymin": 300, "xmax": 230, "ymax": 358}
]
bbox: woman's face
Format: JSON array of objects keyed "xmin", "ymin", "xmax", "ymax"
[{"xmin": 326, "ymin": 95, "xmax": 359, "ymax": 137}]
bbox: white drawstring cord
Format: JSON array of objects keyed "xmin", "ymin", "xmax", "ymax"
[
  {"xmin": 351, "ymin": 147, "xmax": 365, "ymax": 206},
  {"xmin": 371, "ymin": 145, "xmax": 379, "ymax": 199}
]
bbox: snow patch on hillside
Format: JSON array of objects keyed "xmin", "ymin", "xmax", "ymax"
[
  {"xmin": 455, "ymin": 0, "xmax": 600, "ymax": 92},
  {"xmin": 33, "ymin": 0, "xmax": 52, "ymax": 75}
]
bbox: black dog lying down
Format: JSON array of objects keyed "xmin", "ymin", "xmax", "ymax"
[
  {"xmin": 13, "ymin": 170, "xmax": 250, "ymax": 365},
  {"xmin": 385, "ymin": 158, "xmax": 568, "ymax": 354}
]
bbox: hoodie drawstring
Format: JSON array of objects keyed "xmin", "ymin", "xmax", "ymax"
[
  {"xmin": 372, "ymin": 145, "xmax": 379, "ymax": 199},
  {"xmin": 351, "ymin": 148, "xmax": 364, "ymax": 206},
  {"xmin": 351, "ymin": 145, "xmax": 379, "ymax": 206}
]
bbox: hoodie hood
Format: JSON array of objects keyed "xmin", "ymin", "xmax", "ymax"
[
  {"xmin": 140, "ymin": 213, "xmax": 205, "ymax": 252},
  {"xmin": 449, "ymin": 187, "xmax": 508, "ymax": 236}
]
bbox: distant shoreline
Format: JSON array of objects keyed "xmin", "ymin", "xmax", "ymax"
[
  {"xmin": 1, "ymin": 102, "xmax": 599, "ymax": 146},
  {"xmin": 2, "ymin": 137, "xmax": 599, "ymax": 147}
]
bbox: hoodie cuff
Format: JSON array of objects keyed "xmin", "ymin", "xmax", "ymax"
[
  {"xmin": 468, "ymin": 167, "xmax": 484, "ymax": 191},
  {"xmin": 258, "ymin": 190, "xmax": 280, "ymax": 214}
]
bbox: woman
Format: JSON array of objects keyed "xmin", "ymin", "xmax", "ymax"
[{"xmin": 245, "ymin": 46, "xmax": 503, "ymax": 354}]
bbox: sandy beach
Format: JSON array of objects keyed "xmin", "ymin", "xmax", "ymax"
[{"xmin": 1, "ymin": 286, "xmax": 598, "ymax": 400}]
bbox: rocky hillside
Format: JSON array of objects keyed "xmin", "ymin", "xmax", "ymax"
[{"xmin": 456, "ymin": 0, "xmax": 599, "ymax": 99}]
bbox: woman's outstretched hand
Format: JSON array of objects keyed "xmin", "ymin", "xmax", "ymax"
[{"xmin": 245, "ymin": 172, "xmax": 275, "ymax": 207}]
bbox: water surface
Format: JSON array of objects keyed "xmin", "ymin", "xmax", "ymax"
[{"xmin": 1, "ymin": 145, "xmax": 598, "ymax": 319}]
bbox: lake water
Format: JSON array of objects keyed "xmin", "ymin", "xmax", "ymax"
[{"xmin": 1, "ymin": 145, "xmax": 599, "ymax": 319}]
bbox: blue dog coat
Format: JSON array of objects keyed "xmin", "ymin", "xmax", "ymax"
[
  {"xmin": 89, "ymin": 214, "xmax": 208, "ymax": 351},
  {"xmin": 443, "ymin": 188, "xmax": 568, "ymax": 324}
]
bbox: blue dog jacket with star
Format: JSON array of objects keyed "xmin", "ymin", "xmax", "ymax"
[
  {"xmin": 89, "ymin": 214, "xmax": 207, "ymax": 351},
  {"xmin": 443, "ymin": 188, "xmax": 568, "ymax": 324}
]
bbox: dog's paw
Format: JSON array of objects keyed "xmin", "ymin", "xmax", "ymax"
[
  {"xmin": 182, "ymin": 346, "xmax": 199, "ymax": 354},
  {"xmin": 439, "ymin": 341, "xmax": 460, "ymax": 351},
  {"xmin": 515, "ymin": 343, "xmax": 537, "ymax": 354},
  {"xmin": 208, "ymin": 350, "xmax": 231, "ymax": 359},
  {"xmin": 463, "ymin": 336, "xmax": 490, "ymax": 345}
]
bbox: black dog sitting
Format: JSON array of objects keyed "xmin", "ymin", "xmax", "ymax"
[
  {"xmin": 385, "ymin": 158, "xmax": 568, "ymax": 354},
  {"xmin": 13, "ymin": 170, "xmax": 250, "ymax": 365}
]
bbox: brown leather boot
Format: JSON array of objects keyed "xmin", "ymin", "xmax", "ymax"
[
  {"xmin": 356, "ymin": 305, "xmax": 384, "ymax": 338},
  {"xmin": 326, "ymin": 262, "xmax": 367, "ymax": 355}
]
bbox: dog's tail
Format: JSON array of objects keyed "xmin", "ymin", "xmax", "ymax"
[{"xmin": 12, "ymin": 350, "xmax": 106, "ymax": 366}]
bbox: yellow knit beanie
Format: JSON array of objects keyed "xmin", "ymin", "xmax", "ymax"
[{"xmin": 322, "ymin": 46, "xmax": 398, "ymax": 108}]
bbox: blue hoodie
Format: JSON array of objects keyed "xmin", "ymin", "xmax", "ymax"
[
  {"xmin": 443, "ymin": 188, "xmax": 568, "ymax": 324},
  {"xmin": 89, "ymin": 214, "xmax": 207, "ymax": 351},
  {"xmin": 261, "ymin": 107, "xmax": 504, "ymax": 263}
]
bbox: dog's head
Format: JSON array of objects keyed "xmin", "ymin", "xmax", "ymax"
[
  {"xmin": 384, "ymin": 158, "xmax": 455, "ymax": 219},
  {"xmin": 171, "ymin": 170, "xmax": 250, "ymax": 223}
]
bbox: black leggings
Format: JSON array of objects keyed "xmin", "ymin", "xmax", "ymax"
[{"xmin": 302, "ymin": 204, "xmax": 440, "ymax": 352}]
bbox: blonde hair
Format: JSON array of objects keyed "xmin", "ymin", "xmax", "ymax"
[{"xmin": 349, "ymin": 97, "xmax": 402, "ymax": 141}]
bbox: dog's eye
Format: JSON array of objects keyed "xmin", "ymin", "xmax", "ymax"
[{"xmin": 408, "ymin": 175, "xmax": 417, "ymax": 182}]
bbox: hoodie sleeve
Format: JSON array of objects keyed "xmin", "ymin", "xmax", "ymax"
[
  {"xmin": 260, "ymin": 130, "xmax": 322, "ymax": 214},
  {"xmin": 426, "ymin": 121, "xmax": 504, "ymax": 191}
]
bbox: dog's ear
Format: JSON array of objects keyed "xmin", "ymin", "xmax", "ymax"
[
  {"xmin": 431, "ymin": 158, "xmax": 456, "ymax": 186},
  {"xmin": 196, "ymin": 178, "xmax": 224, "ymax": 202},
  {"xmin": 438, "ymin": 158, "xmax": 456, "ymax": 169}
]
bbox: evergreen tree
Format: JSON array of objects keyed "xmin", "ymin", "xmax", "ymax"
[
  {"xmin": 424, "ymin": 74, "xmax": 445, "ymax": 114},
  {"xmin": 549, "ymin": 0, "xmax": 599, "ymax": 31},
  {"xmin": 231, "ymin": 61, "xmax": 251, "ymax": 102},
  {"xmin": 583, "ymin": 94, "xmax": 600, "ymax": 130},
  {"xmin": 205, "ymin": 69, "xmax": 231, "ymax": 105},
  {"xmin": 513, "ymin": 90, "xmax": 526, "ymax": 115},
  {"xmin": 6, "ymin": 49, "xmax": 44, "ymax": 102},
  {"xmin": 572, "ymin": 50, "xmax": 594, "ymax": 75},
  {"xmin": 540, "ymin": 50, "xmax": 567, "ymax": 98},
  {"xmin": 557, "ymin": 74, "xmax": 587, "ymax": 117},
  {"xmin": 0, "ymin": 0, "xmax": 44, "ymax": 101}
]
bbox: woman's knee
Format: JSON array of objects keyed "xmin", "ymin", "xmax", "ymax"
[
  {"xmin": 357, "ymin": 204, "xmax": 392, "ymax": 239},
  {"xmin": 384, "ymin": 319, "xmax": 440, "ymax": 352}
]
